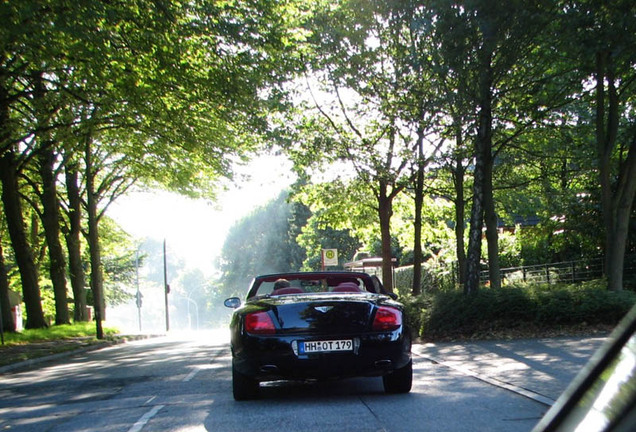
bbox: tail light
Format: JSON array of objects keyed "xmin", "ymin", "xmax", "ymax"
[
  {"xmin": 245, "ymin": 311, "xmax": 276, "ymax": 334},
  {"xmin": 372, "ymin": 306, "xmax": 402, "ymax": 331}
]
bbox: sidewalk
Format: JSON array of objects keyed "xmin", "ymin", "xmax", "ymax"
[
  {"xmin": 0, "ymin": 335, "xmax": 155, "ymax": 374},
  {"xmin": 413, "ymin": 335, "xmax": 608, "ymax": 405}
]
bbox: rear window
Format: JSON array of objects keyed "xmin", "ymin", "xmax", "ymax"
[{"xmin": 252, "ymin": 276, "xmax": 370, "ymax": 298}]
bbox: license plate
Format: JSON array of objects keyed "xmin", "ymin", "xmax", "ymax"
[{"xmin": 299, "ymin": 339, "xmax": 353, "ymax": 354}]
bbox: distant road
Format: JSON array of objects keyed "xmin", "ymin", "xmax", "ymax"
[{"xmin": 0, "ymin": 332, "xmax": 605, "ymax": 432}]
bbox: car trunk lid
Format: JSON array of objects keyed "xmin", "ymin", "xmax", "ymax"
[{"xmin": 258, "ymin": 293, "xmax": 380, "ymax": 335}]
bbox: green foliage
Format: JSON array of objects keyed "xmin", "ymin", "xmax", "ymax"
[
  {"xmin": 2, "ymin": 322, "xmax": 118, "ymax": 345},
  {"xmin": 399, "ymin": 293, "xmax": 434, "ymax": 339},
  {"xmin": 1, "ymin": 0, "xmax": 307, "ymax": 330},
  {"xmin": 493, "ymin": 231, "xmax": 522, "ymax": 269},
  {"xmin": 3, "ymin": 0, "xmax": 635, "ymax": 332},
  {"xmin": 38, "ymin": 279, "xmax": 56, "ymax": 325},
  {"xmin": 516, "ymin": 226, "xmax": 554, "ymax": 266},
  {"xmin": 392, "ymin": 194, "xmax": 458, "ymax": 265},
  {"xmin": 99, "ymin": 217, "xmax": 139, "ymax": 306},
  {"xmin": 296, "ymin": 213, "xmax": 361, "ymax": 271},
  {"xmin": 418, "ymin": 282, "xmax": 636, "ymax": 340},
  {"xmin": 395, "ymin": 261, "xmax": 457, "ymax": 295},
  {"xmin": 217, "ymin": 191, "xmax": 309, "ymax": 298},
  {"xmin": 295, "ymin": 179, "xmax": 378, "ymax": 236}
]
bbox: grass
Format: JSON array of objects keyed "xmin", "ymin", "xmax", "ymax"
[
  {"xmin": 1, "ymin": 322, "xmax": 119, "ymax": 345},
  {"xmin": 0, "ymin": 322, "xmax": 121, "ymax": 368}
]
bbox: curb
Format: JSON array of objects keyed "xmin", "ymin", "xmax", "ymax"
[
  {"xmin": 412, "ymin": 348, "xmax": 556, "ymax": 407},
  {"xmin": 0, "ymin": 334, "xmax": 160, "ymax": 375}
]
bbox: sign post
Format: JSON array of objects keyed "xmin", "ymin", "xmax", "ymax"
[{"xmin": 322, "ymin": 249, "xmax": 338, "ymax": 269}]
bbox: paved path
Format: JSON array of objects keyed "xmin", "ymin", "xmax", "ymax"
[
  {"xmin": 0, "ymin": 333, "xmax": 611, "ymax": 432},
  {"xmin": 2, "ymin": 333, "xmax": 607, "ymax": 403},
  {"xmin": 414, "ymin": 336, "xmax": 607, "ymax": 405}
]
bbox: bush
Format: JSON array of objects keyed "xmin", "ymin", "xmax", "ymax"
[
  {"xmin": 410, "ymin": 281, "xmax": 636, "ymax": 340},
  {"xmin": 400, "ymin": 293, "xmax": 434, "ymax": 338}
]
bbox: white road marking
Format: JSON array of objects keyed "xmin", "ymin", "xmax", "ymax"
[
  {"xmin": 128, "ymin": 405, "xmax": 164, "ymax": 432},
  {"xmin": 183, "ymin": 368, "xmax": 199, "ymax": 382}
]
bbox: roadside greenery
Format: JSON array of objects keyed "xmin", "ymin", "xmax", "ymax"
[
  {"xmin": 0, "ymin": 322, "xmax": 120, "ymax": 367},
  {"xmin": 281, "ymin": 0, "xmax": 635, "ymax": 296},
  {"xmin": 1, "ymin": 322, "xmax": 118, "ymax": 346},
  {"xmin": 402, "ymin": 281, "xmax": 636, "ymax": 340},
  {"xmin": 1, "ymin": 0, "xmax": 302, "ymax": 334},
  {"xmin": 1, "ymin": 1, "xmax": 635, "ymax": 339}
]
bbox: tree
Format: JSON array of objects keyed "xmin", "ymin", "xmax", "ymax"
[
  {"xmin": 562, "ymin": 0, "xmax": 636, "ymax": 291},
  {"xmin": 0, "ymin": 77, "xmax": 47, "ymax": 328},
  {"xmin": 296, "ymin": 205, "xmax": 362, "ymax": 271},
  {"xmin": 288, "ymin": 0, "xmax": 446, "ymax": 291},
  {"xmin": 31, "ymin": 73, "xmax": 71, "ymax": 325},
  {"xmin": 2, "ymin": 0, "xmax": 304, "ymax": 331},
  {"xmin": 0, "ymin": 0, "xmax": 92, "ymax": 328},
  {"xmin": 0, "ymin": 148, "xmax": 47, "ymax": 328},
  {"xmin": 62, "ymin": 158, "xmax": 88, "ymax": 321},
  {"xmin": 418, "ymin": 1, "xmax": 559, "ymax": 294},
  {"xmin": 388, "ymin": 1, "xmax": 477, "ymax": 290}
]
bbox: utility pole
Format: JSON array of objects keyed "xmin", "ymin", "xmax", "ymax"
[
  {"xmin": 163, "ymin": 239, "xmax": 170, "ymax": 332},
  {"xmin": 135, "ymin": 249, "xmax": 142, "ymax": 333}
]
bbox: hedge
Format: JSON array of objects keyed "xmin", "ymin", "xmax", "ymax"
[{"xmin": 399, "ymin": 280, "xmax": 636, "ymax": 340}]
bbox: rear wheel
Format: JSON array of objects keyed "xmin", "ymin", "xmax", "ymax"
[
  {"xmin": 232, "ymin": 362, "xmax": 259, "ymax": 401},
  {"xmin": 382, "ymin": 360, "xmax": 412, "ymax": 394}
]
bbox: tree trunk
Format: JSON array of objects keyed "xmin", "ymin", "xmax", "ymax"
[
  {"xmin": 465, "ymin": 156, "xmax": 485, "ymax": 294},
  {"xmin": 603, "ymin": 140, "xmax": 636, "ymax": 293},
  {"xmin": 465, "ymin": 35, "xmax": 494, "ymax": 295},
  {"xmin": 0, "ymin": 151, "xmax": 47, "ymax": 328},
  {"xmin": 85, "ymin": 137, "xmax": 104, "ymax": 338},
  {"xmin": 378, "ymin": 182, "xmax": 394, "ymax": 293},
  {"xmin": 412, "ymin": 180, "xmax": 423, "ymax": 295},
  {"xmin": 596, "ymin": 51, "xmax": 615, "ymax": 288},
  {"xmin": 31, "ymin": 71, "xmax": 69, "ymax": 325},
  {"xmin": 64, "ymin": 162, "xmax": 88, "ymax": 321},
  {"xmin": 0, "ymin": 239, "xmax": 16, "ymax": 332},
  {"xmin": 453, "ymin": 127, "xmax": 467, "ymax": 287},
  {"xmin": 0, "ymin": 82, "xmax": 17, "ymax": 333},
  {"xmin": 412, "ymin": 131, "xmax": 425, "ymax": 296},
  {"xmin": 594, "ymin": 51, "xmax": 636, "ymax": 291},
  {"xmin": 38, "ymin": 146, "xmax": 70, "ymax": 324},
  {"xmin": 483, "ymin": 150, "xmax": 500, "ymax": 289}
]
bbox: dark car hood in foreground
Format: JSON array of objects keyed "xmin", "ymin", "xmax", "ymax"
[{"xmin": 245, "ymin": 293, "xmax": 399, "ymax": 335}]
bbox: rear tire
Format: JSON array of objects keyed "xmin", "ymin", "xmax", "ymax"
[
  {"xmin": 232, "ymin": 362, "xmax": 259, "ymax": 401},
  {"xmin": 383, "ymin": 360, "xmax": 412, "ymax": 394}
]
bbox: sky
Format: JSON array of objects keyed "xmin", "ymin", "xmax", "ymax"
[{"xmin": 109, "ymin": 154, "xmax": 295, "ymax": 276}]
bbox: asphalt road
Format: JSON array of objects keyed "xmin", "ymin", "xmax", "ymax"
[{"xmin": 0, "ymin": 331, "xmax": 606, "ymax": 432}]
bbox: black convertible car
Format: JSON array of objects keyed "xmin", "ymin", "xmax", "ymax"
[{"xmin": 224, "ymin": 271, "xmax": 412, "ymax": 400}]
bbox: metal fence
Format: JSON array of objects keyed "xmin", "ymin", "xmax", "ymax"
[
  {"xmin": 395, "ymin": 255, "xmax": 635, "ymax": 293},
  {"xmin": 480, "ymin": 255, "xmax": 636, "ymax": 286}
]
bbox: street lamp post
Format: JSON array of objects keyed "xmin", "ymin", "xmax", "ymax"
[
  {"xmin": 185, "ymin": 295, "xmax": 199, "ymax": 331},
  {"xmin": 135, "ymin": 249, "xmax": 142, "ymax": 333},
  {"xmin": 163, "ymin": 239, "xmax": 170, "ymax": 332}
]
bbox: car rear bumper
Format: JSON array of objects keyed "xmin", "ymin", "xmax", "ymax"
[{"xmin": 231, "ymin": 331, "xmax": 412, "ymax": 381}]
